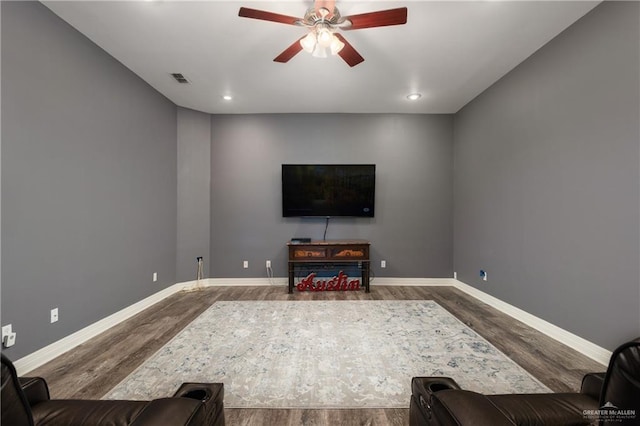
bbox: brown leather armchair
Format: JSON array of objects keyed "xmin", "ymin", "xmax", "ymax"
[
  {"xmin": 1, "ymin": 354, "xmax": 225, "ymax": 426},
  {"xmin": 410, "ymin": 338, "xmax": 640, "ymax": 426}
]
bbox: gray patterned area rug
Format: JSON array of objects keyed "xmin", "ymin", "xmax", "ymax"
[{"xmin": 104, "ymin": 300, "xmax": 549, "ymax": 408}]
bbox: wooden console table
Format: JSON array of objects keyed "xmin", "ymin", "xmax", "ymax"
[{"xmin": 287, "ymin": 240, "xmax": 370, "ymax": 293}]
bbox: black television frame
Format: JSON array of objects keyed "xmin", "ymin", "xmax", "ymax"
[{"xmin": 281, "ymin": 164, "xmax": 376, "ymax": 218}]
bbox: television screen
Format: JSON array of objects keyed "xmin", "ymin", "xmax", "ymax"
[{"xmin": 282, "ymin": 164, "xmax": 375, "ymax": 217}]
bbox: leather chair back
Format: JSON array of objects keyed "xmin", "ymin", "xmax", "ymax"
[
  {"xmin": 1, "ymin": 354, "xmax": 35, "ymax": 426},
  {"xmin": 600, "ymin": 338, "xmax": 640, "ymax": 425}
]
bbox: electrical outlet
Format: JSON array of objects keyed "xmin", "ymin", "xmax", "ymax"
[
  {"xmin": 480, "ymin": 270, "xmax": 488, "ymax": 281},
  {"xmin": 153, "ymin": 272, "xmax": 158, "ymax": 282},
  {"xmin": 454, "ymin": 271, "xmax": 458, "ymax": 280},
  {"xmin": 51, "ymin": 308, "xmax": 59, "ymax": 323},
  {"xmin": 2, "ymin": 325, "xmax": 12, "ymax": 340},
  {"xmin": 381, "ymin": 260, "xmax": 386, "ymax": 268},
  {"xmin": 266, "ymin": 260, "xmax": 271, "ymax": 268},
  {"xmin": 4, "ymin": 333, "xmax": 16, "ymax": 347},
  {"xmin": 2, "ymin": 324, "xmax": 16, "ymax": 348},
  {"xmin": 243, "ymin": 260, "xmax": 249, "ymax": 269}
]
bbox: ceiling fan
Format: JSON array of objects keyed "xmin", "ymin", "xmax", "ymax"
[{"xmin": 238, "ymin": 0, "xmax": 407, "ymax": 67}]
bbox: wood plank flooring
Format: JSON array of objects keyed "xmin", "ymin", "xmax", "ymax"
[{"xmin": 28, "ymin": 285, "xmax": 605, "ymax": 425}]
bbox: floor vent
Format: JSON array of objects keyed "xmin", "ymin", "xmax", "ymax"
[{"xmin": 170, "ymin": 73, "xmax": 190, "ymax": 84}]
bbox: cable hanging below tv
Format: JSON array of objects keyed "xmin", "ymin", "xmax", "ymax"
[{"xmin": 282, "ymin": 164, "xmax": 376, "ymax": 218}]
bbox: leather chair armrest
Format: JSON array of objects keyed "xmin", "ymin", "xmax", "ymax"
[
  {"xmin": 172, "ymin": 382, "xmax": 224, "ymax": 401},
  {"xmin": 410, "ymin": 377, "xmax": 461, "ymax": 425},
  {"xmin": 431, "ymin": 390, "xmax": 516, "ymax": 426},
  {"xmin": 412, "ymin": 377, "xmax": 461, "ymax": 408},
  {"xmin": 19, "ymin": 377, "xmax": 50, "ymax": 405},
  {"xmin": 412, "ymin": 377, "xmax": 461, "ymax": 397},
  {"xmin": 131, "ymin": 398, "xmax": 207, "ymax": 426},
  {"xmin": 580, "ymin": 372, "xmax": 605, "ymax": 400},
  {"xmin": 172, "ymin": 382, "xmax": 225, "ymax": 426}
]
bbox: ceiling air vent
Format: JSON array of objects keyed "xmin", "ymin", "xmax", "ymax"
[{"xmin": 170, "ymin": 73, "xmax": 190, "ymax": 84}]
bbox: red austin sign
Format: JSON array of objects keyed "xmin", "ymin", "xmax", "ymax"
[{"xmin": 296, "ymin": 271, "xmax": 361, "ymax": 292}]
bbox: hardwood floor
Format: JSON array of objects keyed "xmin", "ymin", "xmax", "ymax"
[{"xmin": 28, "ymin": 285, "xmax": 605, "ymax": 425}]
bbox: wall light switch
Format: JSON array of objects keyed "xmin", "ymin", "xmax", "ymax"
[{"xmin": 51, "ymin": 308, "xmax": 59, "ymax": 323}]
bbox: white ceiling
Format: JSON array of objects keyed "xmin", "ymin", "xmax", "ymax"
[{"xmin": 42, "ymin": 1, "xmax": 600, "ymax": 114}]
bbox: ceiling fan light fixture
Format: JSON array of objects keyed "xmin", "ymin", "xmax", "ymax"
[
  {"xmin": 312, "ymin": 44, "xmax": 328, "ymax": 58},
  {"xmin": 317, "ymin": 27, "xmax": 333, "ymax": 47},
  {"xmin": 330, "ymin": 34, "xmax": 344, "ymax": 55},
  {"xmin": 300, "ymin": 31, "xmax": 317, "ymax": 53}
]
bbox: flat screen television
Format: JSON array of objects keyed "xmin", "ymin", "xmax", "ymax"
[{"xmin": 282, "ymin": 164, "xmax": 375, "ymax": 217}]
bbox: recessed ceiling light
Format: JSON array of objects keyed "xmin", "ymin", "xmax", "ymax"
[
  {"xmin": 222, "ymin": 95, "xmax": 233, "ymax": 101},
  {"xmin": 406, "ymin": 93, "xmax": 422, "ymax": 101}
]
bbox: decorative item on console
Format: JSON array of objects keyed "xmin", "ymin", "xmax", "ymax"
[{"xmin": 297, "ymin": 271, "xmax": 360, "ymax": 292}]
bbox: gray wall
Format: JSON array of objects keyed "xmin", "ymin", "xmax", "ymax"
[
  {"xmin": 1, "ymin": 1, "xmax": 178, "ymax": 359},
  {"xmin": 177, "ymin": 107, "xmax": 211, "ymax": 282},
  {"xmin": 210, "ymin": 114, "xmax": 453, "ymax": 279},
  {"xmin": 453, "ymin": 2, "xmax": 640, "ymax": 350}
]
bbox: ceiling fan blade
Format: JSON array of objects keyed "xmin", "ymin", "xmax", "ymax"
[
  {"xmin": 342, "ymin": 7, "xmax": 407, "ymax": 30},
  {"xmin": 274, "ymin": 37, "xmax": 305, "ymax": 63},
  {"xmin": 238, "ymin": 7, "xmax": 301, "ymax": 25},
  {"xmin": 334, "ymin": 34, "xmax": 364, "ymax": 67}
]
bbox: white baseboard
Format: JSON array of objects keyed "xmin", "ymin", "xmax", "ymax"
[
  {"xmin": 452, "ymin": 279, "xmax": 611, "ymax": 366},
  {"xmin": 206, "ymin": 277, "xmax": 288, "ymax": 287},
  {"xmin": 195, "ymin": 277, "xmax": 456, "ymax": 287},
  {"xmin": 373, "ymin": 277, "xmax": 457, "ymax": 286},
  {"xmin": 14, "ymin": 282, "xmax": 186, "ymax": 375},
  {"xmin": 14, "ymin": 276, "xmax": 610, "ymax": 375},
  {"xmin": 192, "ymin": 277, "xmax": 456, "ymax": 288}
]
